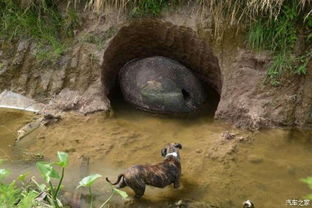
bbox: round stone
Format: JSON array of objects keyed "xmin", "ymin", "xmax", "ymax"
[{"xmin": 119, "ymin": 56, "xmax": 207, "ymax": 114}]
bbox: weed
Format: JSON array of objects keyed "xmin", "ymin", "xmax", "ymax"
[
  {"xmin": 62, "ymin": 8, "xmax": 81, "ymax": 38},
  {"xmin": 77, "ymin": 174, "xmax": 128, "ymax": 208},
  {"xmin": 247, "ymin": 0, "xmax": 312, "ymax": 85},
  {"xmin": 0, "ymin": 152, "xmax": 128, "ymax": 207},
  {"xmin": 36, "ymin": 151, "xmax": 69, "ymax": 208},
  {"xmin": 77, "ymin": 174, "xmax": 102, "ymax": 208},
  {"xmin": 0, "ymin": 0, "xmax": 80, "ymax": 64}
]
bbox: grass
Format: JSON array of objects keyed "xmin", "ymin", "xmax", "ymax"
[
  {"xmin": 0, "ymin": 0, "xmax": 80, "ymax": 65},
  {"xmin": 247, "ymin": 0, "xmax": 312, "ymax": 85}
]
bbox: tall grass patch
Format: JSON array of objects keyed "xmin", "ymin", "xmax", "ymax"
[
  {"xmin": 0, "ymin": 0, "xmax": 80, "ymax": 64},
  {"xmin": 247, "ymin": 0, "xmax": 312, "ymax": 85}
]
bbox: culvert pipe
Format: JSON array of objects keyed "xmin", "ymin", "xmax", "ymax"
[{"xmin": 101, "ymin": 19, "xmax": 222, "ymax": 114}]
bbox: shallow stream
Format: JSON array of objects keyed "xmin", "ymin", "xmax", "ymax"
[{"xmin": 1, "ymin": 102, "xmax": 312, "ymax": 208}]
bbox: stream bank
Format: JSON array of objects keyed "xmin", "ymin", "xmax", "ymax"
[{"xmin": 0, "ymin": 6, "xmax": 311, "ymax": 130}]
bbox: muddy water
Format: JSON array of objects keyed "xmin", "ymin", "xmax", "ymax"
[
  {"xmin": 0, "ymin": 109, "xmax": 37, "ymax": 159},
  {"xmin": 1, "ymin": 104, "xmax": 312, "ymax": 208}
]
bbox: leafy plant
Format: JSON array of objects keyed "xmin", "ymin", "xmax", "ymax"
[
  {"xmin": 0, "ymin": 0, "xmax": 80, "ymax": 64},
  {"xmin": 36, "ymin": 151, "xmax": 69, "ymax": 208},
  {"xmin": 77, "ymin": 174, "xmax": 128, "ymax": 208},
  {"xmin": 99, "ymin": 183, "xmax": 128, "ymax": 208},
  {"xmin": 1, "ymin": 151, "xmax": 129, "ymax": 207},
  {"xmin": 301, "ymin": 177, "xmax": 312, "ymax": 199},
  {"xmin": 0, "ymin": 160, "xmax": 45, "ymax": 207},
  {"xmin": 77, "ymin": 174, "xmax": 102, "ymax": 208}
]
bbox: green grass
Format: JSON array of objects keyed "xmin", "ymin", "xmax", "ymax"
[
  {"xmin": 247, "ymin": 0, "xmax": 312, "ymax": 86},
  {"xmin": 0, "ymin": 0, "xmax": 80, "ymax": 64},
  {"xmin": 129, "ymin": 0, "xmax": 177, "ymax": 17}
]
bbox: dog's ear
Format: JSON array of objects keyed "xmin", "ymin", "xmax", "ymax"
[
  {"xmin": 174, "ymin": 143, "xmax": 182, "ymax": 149},
  {"xmin": 161, "ymin": 148, "xmax": 167, "ymax": 157}
]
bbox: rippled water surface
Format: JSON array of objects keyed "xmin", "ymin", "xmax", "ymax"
[{"xmin": 1, "ymin": 105, "xmax": 312, "ymax": 208}]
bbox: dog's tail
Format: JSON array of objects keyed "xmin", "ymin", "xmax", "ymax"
[{"xmin": 106, "ymin": 174, "xmax": 124, "ymax": 185}]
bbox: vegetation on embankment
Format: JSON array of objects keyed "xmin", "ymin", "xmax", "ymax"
[
  {"xmin": 0, "ymin": 0, "xmax": 311, "ymax": 85},
  {"xmin": 0, "ymin": 0, "xmax": 80, "ymax": 64}
]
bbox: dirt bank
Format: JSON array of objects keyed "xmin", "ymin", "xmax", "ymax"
[{"xmin": 0, "ymin": 6, "xmax": 311, "ymax": 129}]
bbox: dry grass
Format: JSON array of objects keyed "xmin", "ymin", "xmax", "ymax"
[
  {"xmin": 18, "ymin": 0, "xmax": 310, "ymax": 13},
  {"xmin": 17, "ymin": 0, "xmax": 311, "ymax": 34},
  {"xmin": 198, "ymin": 0, "xmax": 311, "ymax": 34}
]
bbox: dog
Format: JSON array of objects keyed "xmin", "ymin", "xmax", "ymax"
[{"xmin": 106, "ymin": 143, "xmax": 182, "ymax": 198}]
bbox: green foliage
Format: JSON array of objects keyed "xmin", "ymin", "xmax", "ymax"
[
  {"xmin": 78, "ymin": 174, "xmax": 102, "ymax": 208},
  {"xmin": 0, "ymin": 152, "xmax": 69, "ymax": 208},
  {"xmin": 78, "ymin": 174, "xmax": 128, "ymax": 208},
  {"xmin": 0, "ymin": 164, "xmax": 44, "ymax": 207},
  {"xmin": 62, "ymin": 8, "xmax": 80, "ymax": 38},
  {"xmin": 112, "ymin": 186, "xmax": 128, "ymax": 199},
  {"xmin": 98, "ymin": 182, "xmax": 128, "ymax": 208},
  {"xmin": 0, "ymin": 0, "xmax": 80, "ymax": 64},
  {"xmin": 0, "ymin": 168, "xmax": 10, "ymax": 181},
  {"xmin": 55, "ymin": 151, "xmax": 69, "ymax": 168},
  {"xmin": 36, "ymin": 162, "xmax": 60, "ymax": 183},
  {"xmin": 247, "ymin": 0, "xmax": 312, "ymax": 86},
  {"xmin": 301, "ymin": 177, "xmax": 312, "ymax": 200},
  {"xmin": 130, "ymin": 0, "xmax": 176, "ymax": 17},
  {"xmin": 77, "ymin": 174, "xmax": 102, "ymax": 188},
  {"xmin": 36, "ymin": 151, "xmax": 69, "ymax": 208},
  {"xmin": 1, "ymin": 152, "xmax": 128, "ymax": 208}
]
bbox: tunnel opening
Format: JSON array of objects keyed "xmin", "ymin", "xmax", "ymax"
[{"xmin": 102, "ymin": 19, "xmax": 222, "ymax": 117}]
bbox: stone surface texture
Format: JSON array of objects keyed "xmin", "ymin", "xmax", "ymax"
[{"xmin": 119, "ymin": 56, "xmax": 207, "ymax": 114}]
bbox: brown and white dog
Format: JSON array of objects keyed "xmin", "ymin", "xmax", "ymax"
[{"xmin": 106, "ymin": 143, "xmax": 182, "ymax": 198}]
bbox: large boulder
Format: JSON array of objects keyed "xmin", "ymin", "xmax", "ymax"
[{"xmin": 119, "ymin": 56, "xmax": 207, "ymax": 114}]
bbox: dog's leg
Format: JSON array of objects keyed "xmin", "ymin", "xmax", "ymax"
[
  {"xmin": 133, "ymin": 185, "xmax": 145, "ymax": 199},
  {"xmin": 173, "ymin": 179, "xmax": 180, "ymax": 189}
]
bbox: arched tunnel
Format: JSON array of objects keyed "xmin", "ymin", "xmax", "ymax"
[{"xmin": 101, "ymin": 19, "xmax": 222, "ymax": 115}]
